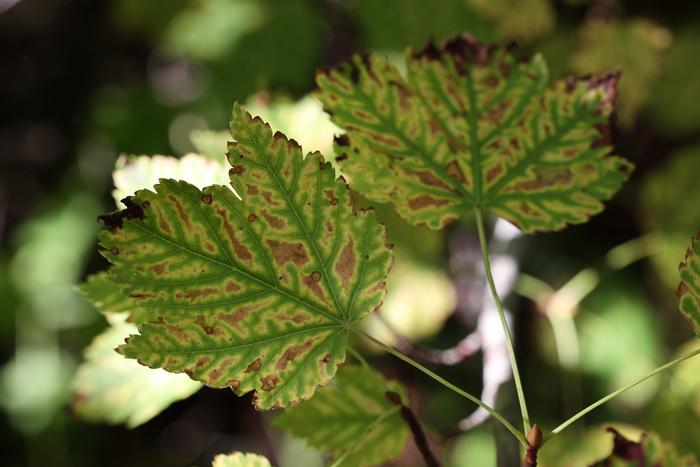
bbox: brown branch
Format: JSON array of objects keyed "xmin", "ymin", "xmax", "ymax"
[
  {"xmin": 385, "ymin": 391, "xmax": 440, "ymax": 467},
  {"xmin": 522, "ymin": 424, "xmax": 542, "ymax": 467}
]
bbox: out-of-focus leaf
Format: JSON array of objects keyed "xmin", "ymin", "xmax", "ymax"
[
  {"xmin": 570, "ymin": 19, "xmax": 671, "ymax": 126},
  {"xmin": 649, "ymin": 26, "xmax": 700, "ymax": 136},
  {"xmin": 589, "ymin": 427, "xmax": 699, "ymax": 467},
  {"xmin": 577, "ymin": 279, "xmax": 663, "ymax": 407},
  {"xmin": 245, "ymin": 94, "xmax": 339, "ymax": 158},
  {"xmin": 678, "ymin": 231, "xmax": 700, "ymax": 336},
  {"xmin": 352, "ymin": 0, "xmax": 494, "ymax": 50},
  {"xmin": 641, "ymin": 144, "xmax": 700, "ymax": 289},
  {"xmin": 71, "ymin": 313, "xmax": 201, "ymax": 428},
  {"xmin": 317, "ymin": 34, "xmax": 631, "ymax": 232},
  {"xmin": 112, "ymin": 153, "xmax": 229, "ymax": 208},
  {"xmin": 99, "ymin": 105, "xmax": 393, "ymax": 410},
  {"xmin": 540, "ymin": 424, "xmax": 698, "ymax": 467},
  {"xmin": 363, "ymin": 251, "xmax": 455, "ymax": 345},
  {"xmin": 190, "ymin": 130, "xmax": 229, "ymax": 162},
  {"xmin": 163, "ymin": 0, "xmax": 264, "ymax": 61},
  {"xmin": 274, "ymin": 366, "xmax": 408, "ymax": 467},
  {"xmin": 212, "ymin": 452, "xmax": 272, "ymax": 467},
  {"xmin": 467, "ymin": 0, "xmax": 554, "ymax": 42}
]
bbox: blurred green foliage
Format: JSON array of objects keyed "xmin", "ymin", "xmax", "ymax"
[{"xmin": 3, "ymin": 0, "xmax": 700, "ymax": 465}]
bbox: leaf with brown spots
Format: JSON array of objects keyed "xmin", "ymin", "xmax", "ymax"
[
  {"xmin": 317, "ymin": 33, "xmax": 632, "ymax": 233},
  {"xmin": 98, "ymin": 104, "xmax": 393, "ymax": 410},
  {"xmin": 274, "ymin": 365, "xmax": 409, "ymax": 467}
]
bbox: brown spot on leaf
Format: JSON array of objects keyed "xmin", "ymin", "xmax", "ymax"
[
  {"xmin": 129, "ymin": 292, "xmax": 155, "ymax": 299},
  {"xmin": 110, "ymin": 247, "xmax": 120, "ymax": 256},
  {"xmin": 276, "ymin": 313, "xmax": 309, "ymax": 324},
  {"xmin": 486, "ymin": 164, "xmax": 504, "ymax": 183},
  {"xmin": 209, "ymin": 358, "xmax": 236, "ymax": 382},
  {"xmin": 247, "ymin": 213, "xmax": 257, "ymax": 222},
  {"xmin": 323, "ymin": 189, "xmax": 339, "ymax": 206},
  {"xmin": 408, "ymin": 195, "xmax": 450, "ymax": 210},
  {"xmin": 218, "ymin": 305, "xmax": 254, "ymax": 332},
  {"xmin": 177, "ymin": 287, "xmax": 217, "ymax": 300},
  {"xmin": 230, "ymin": 165, "xmax": 246, "ymax": 175},
  {"xmin": 227, "ymin": 380, "xmax": 241, "ymax": 390},
  {"xmin": 204, "ymin": 241, "xmax": 216, "ymax": 253},
  {"xmin": 167, "ymin": 194, "xmax": 190, "ymax": 226},
  {"xmin": 267, "ymin": 240, "xmax": 309, "ymax": 266},
  {"xmin": 261, "ymin": 374, "xmax": 279, "ymax": 391},
  {"xmin": 325, "ymin": 219, "xmax": 333, "ymax": 233},
  {"xmin": 513, "ymin": 167, "xmax": 573, "ymax": 191},
  {"xmin": 225, "ymin": 280, "xmax": 241, "ymax": 292},
  {"xmin": 98, "ymin": 197, "xmax": 145, "ymax": 230},
  {"xmin": 335, "ymin": 239, "xmax": 356, "ymax": 287},
  {"xmin": 404, "ymin": 168, "xmax": 452, "ymax": 191},
  {"xmin": 261, "ymin": 209, "xmax": 285, "ymax": 229},
  {"xmin": 215, "ymin": 207, "xmax": 253, "ymax": 261},
  {"xmin": 156, "ymin": 207, "xmax": 173, "ymax": 234},
  {"xmin": 201, "ymin": 194, "xmax": 213, "ymax": 204},
  {"xmin": 196, "ymin": 357, "xmax": 211, "ymax": 368},
  {"xmin": 321, "ymin": 354, "xmax": 332, "ymax": 364},
  {"xmin": 276, "ymin": 340, "xmax": 314, "ymax": 370},
  {"xmin": 245, "ymin": 358, "xmax": 262, "ymax": 373},
  {"xmin": 247, "ymin": 184, "xmax": 259, "ymax": 195},
  {"xmin": 445, "ymin": 160, "xmax": 466, "ymax": 183},
  {"xmin": 150, "ymin": 263, "xmax": 167, "ymax": 275},
  {"xmin": 303, "ymin": 271, "xmax": 327, "ymax": 302}
]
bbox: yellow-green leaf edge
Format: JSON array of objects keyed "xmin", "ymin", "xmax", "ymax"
[{"xmin": 212, "ymin": 452, "xmax": 272, "ymax": 467}]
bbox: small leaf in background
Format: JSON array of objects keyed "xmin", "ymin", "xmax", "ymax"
[
  {"xmin": 190, "ymin": 129, "xmax": 230, "ymax": 162},
  {"xmin": 649, "ymin": 25, "xmax": 700, "ymax": 137},
  {"xmin": 112, "ymin": 153, "xmax": 230, "ymax": 208},
  {"xmin": 570, "ymin": 18, "xmax": 671, "ymax": 126},
  {"xmin": 99, "ymin": 104, "xmax": 393, "ymax": 410},
  {"xmin": 589, "ymin": 427, "xmax": 699, "ymax": 467},
  {"xmin": 71, "ymin": 313, "xmax": 200, "ymax": 428},
  {"xmin": 641, "ymin": 144, "xmax": 700, "ymax": 290},
  {"xmin": 274, "ymin": 365, "xmax": 408, "ymax": 467},
  {"xmin": 467, "ymin": 0, "xmax": 554, "ymax": 42},
  {"xmin": 317, "ymin": 34, "xmax": 631, "ymax": 232},
  {"xmin": 212, "ymin": 452, "xmax": 272, "ymax": 467},
  {"xmin": 678, "ymin": 231, "xmax": 700, "ymax": 336}
]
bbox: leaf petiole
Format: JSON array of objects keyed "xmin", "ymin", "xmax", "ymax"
[
  {"xmin": 544, "ymin": 346, "xmax": 700, "ymax": 444},
  {"xmin": 352, "ymin": 327, "xmax": 528, "ymax": 446},
  {"xmin": 474, "ymin": 207, "xmax": 531, "ymax": 434}
]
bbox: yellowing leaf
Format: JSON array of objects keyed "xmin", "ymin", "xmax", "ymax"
[
  {"xmin": 98, "ymin": 104, "xmax": 393, "ymax": 410},
  {"xmin": 274, "ymin": 366, "xmax": 408, "ymax": 467},
  {"xmin": 212, "ymin": 452, "xmax": 272, "ymax": 467},
  {"xmin": 678, "ymin": 232, "xmax": 700, "ymax": 337},
  {"xmin": 317, "ymin": 34, "xmax": 632, "ymax": 233},
  {"xmin": 71, "ymin": 313, "xmax": 200, "ymax": 428}
]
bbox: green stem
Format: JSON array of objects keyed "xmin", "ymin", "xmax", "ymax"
[
  {"xmin": 546, "ymin": 347, "xmax": 700, "ymax": 443},
  {"xmin": 328, "ymin": 406, "xmax": 400, "ymax": 467},
  {"xmin": 353, "ymin": 327, "xmax": 528, "ymax": 446},
  {"xmin": 474, "ymin": 207, "xmax": 531, "ymax": 434}
]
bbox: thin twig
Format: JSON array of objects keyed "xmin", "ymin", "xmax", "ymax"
[{"xmin": 386, "ymin": 391, "xmax": 440, "ymax": 467}]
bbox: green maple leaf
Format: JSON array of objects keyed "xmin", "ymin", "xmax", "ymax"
[
  {"xmin": 316, "ymin": 34, "xmax": 632, "ymax": 233},
  {"xmin": 212, "ymin": 452, "xmax": 271, "ymax": 467},
  {"xmin": 678, "ymin": 231, "xmax": 700, "ymax": 337},
  {"xmin": 97, "ymin": 104, "xmax": 393, "ymax": 410},
  {"xmin": 274, "ymin": 365, "xmax": 408, "ymax": 467}
]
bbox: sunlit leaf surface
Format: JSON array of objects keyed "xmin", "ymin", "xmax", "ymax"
[
  {"xmin": 678, "ymin": 232, "xmax": 700, "ymax": 337},
  {"xmin": 317, "ymin": 34, "xmax": 631, "ymax": 232},
  {"xmin": 71, "ymin": 313, "xmax": 200, "ymax": 428},
  {"xmin": 274, "ymin": 365, "xmax": 408, "ymax": 467},
  {"xmin": 212, "ymin": 452, "xmax": 272, "ymax": 467},
  {"xmin": 98, "ymin": 104, "xmax": 393, "ymax": 409}
]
